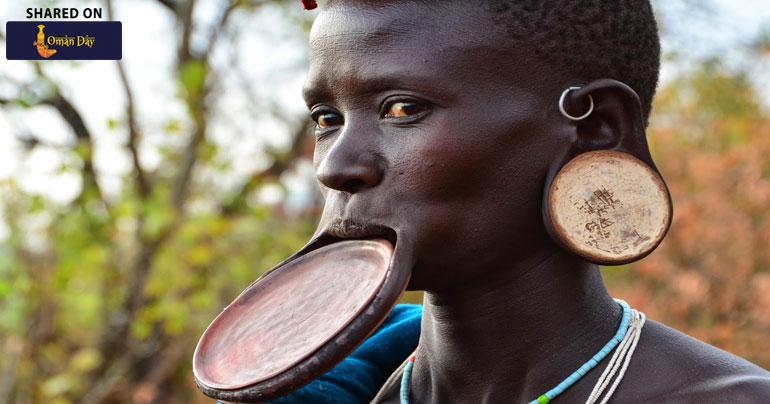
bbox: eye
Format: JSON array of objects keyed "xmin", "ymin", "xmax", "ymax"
[
  {"xmin": 311, "ymin": 110, "xmax": 344, "ymax": 129},
  {"xmin": 382, "ymin": 99, "xmax": 429, "ymax": 119}
]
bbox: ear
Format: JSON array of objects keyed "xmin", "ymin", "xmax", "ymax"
[
  {"xmin": 542, "ymin": 79, "xmax": 673, "ymax": 265},
  {"xmin": 561, "ymin": 79, "xmax": 658, "ymax": 171}
]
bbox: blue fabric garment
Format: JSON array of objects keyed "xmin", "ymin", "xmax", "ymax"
[{"xmin": 269, "ymin": 303, "xmax": 422, "ymax": 404}]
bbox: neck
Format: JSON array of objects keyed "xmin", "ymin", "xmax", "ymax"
[{"xmin": 412, "ymin": 247, "xmax": 620, "ymax": 403}]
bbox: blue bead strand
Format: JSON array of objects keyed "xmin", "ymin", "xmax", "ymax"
[
  {"xmin": 400, "ymin": 354, "xmax": 416, "ymax": 403},
  {"xmin": 526, "ymin": 299, "xmax": 631, "ymax": 404},
  {"xmin": 399, "ymin": 299, "xmax": 632, "ymax": 404}
]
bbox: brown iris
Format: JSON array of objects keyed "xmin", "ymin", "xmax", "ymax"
[
  {"xmin": 384, "ymin": 101, "xmax": 426, "ymax": 118},
  {"xmin": 316, "ymin": 112, "xmax": 343, "ymax": 129}
]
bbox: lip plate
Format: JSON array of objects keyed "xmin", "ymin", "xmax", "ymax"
[{"xmin": 193, "ymin": 238, "xmax": 397, "ymax": 394}]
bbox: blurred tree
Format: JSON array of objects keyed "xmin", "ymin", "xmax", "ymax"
[{"xmin": 0, "ymin": 1, "xmax": 317, "ymax": 403}]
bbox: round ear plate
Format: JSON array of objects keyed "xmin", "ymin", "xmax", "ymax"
[{"xmin": 547, "ymin": 150, "xmax": 672, "ymax": 265}]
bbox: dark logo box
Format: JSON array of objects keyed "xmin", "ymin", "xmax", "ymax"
[{"xmin": 6, "ymin": 21, "xmax": 122, "ymax": 60}]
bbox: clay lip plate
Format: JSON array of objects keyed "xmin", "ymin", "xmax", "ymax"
[{"xmin": 193, "ymin": 238, "xmax": 394, "ymax": 391}]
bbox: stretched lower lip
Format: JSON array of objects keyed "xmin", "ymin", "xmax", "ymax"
[
  {"xmin": 192, "ymin": 219, "xmax": 411, "ymax": 401},
  {"xmin": 193, "ymin": 238, "xmax": 396, "ymax": 391},
  {"xmin": 193, "ymin": 208, "xmax": 414, "ymax": 402}
]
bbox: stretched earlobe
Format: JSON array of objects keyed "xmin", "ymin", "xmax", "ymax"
[{"xmin": 542, "ymin": 80, "xmax": 673, "ymax": 265}]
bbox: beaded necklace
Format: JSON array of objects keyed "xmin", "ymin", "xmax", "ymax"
[{"xmin": 399, "ymin": 299, "xmax": 646, "ymax": 404}]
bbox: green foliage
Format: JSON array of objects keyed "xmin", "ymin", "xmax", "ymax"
[
  {"xmin": 653, "ymin": 60, "xmax": 762, "ymax": 152},
  {"xmin": 106, "ymin": 118, "xmax": 120, "ymax": 130},
  {"xmin": 0, "ymin": 2, "xmax": 317, "ymax": 402},
  {"xmin": 179, "ymin": 60, "xmax": 208, "ymax": 111},
  {"xmin": 163, "ymin": 119, "xmax": 183, "ymax": 134},
  {"xmin": 0, "ymin": 177, "xmax": 314, "ymax": 402}
]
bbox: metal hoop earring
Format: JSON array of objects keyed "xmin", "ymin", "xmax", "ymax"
[{"xmin": 559, "ymin": 86, "xmax": 594, "ymax": 121}]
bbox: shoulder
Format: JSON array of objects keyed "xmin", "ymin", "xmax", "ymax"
[{"xmin": 613, "ymin": 319, "xmax": 770, "ymax": 403}]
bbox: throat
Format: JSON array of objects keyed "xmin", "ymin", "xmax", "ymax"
[{"xmin": 412, "ymin": 250, "xmax": 620, "ymax": 403}]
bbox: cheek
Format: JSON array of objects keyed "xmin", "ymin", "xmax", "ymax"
[
  {"xmin": 393, "ymin": 115, "xmax": 538, "ymax": 205},
  {"xmin": 391, "ymin": 111, "xmax": 554, "ymax": 252}
]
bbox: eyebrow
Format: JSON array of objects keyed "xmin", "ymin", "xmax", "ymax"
[{"xmin": 302, "ymin": 70, "xmax": 457, "ymax": 108}]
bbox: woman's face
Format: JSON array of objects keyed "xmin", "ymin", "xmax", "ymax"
[{"xmin": 304, "ymin": 2, "xmax": 570, "ymax": 291}]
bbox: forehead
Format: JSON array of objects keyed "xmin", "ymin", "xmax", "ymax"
[
  {"xmin": 309, "ymin": 3, "xmax": 491, "ymax": 50},
  {"xmin": 304, "ymin": 3, "xmax": 541, "ymax": 103}
]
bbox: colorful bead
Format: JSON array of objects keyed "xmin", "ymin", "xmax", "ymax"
[{"xmin": 400, "ymin": 357, "xmax": 415, "ymax": 403}]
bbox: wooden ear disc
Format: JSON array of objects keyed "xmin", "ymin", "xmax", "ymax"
[{"xmin": 546, "ymin": 150, "xmax": 672, "ymax": 265}]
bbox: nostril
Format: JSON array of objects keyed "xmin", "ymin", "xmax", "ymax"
[
  {"xmin": 316, "ymin": 149, "xmax": 384, "ymax": 193},
  {"xmin": 341, "ymin": 178, "xmax": 368, "ymax": 194}
]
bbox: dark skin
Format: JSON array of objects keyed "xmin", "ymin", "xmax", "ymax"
[{"xmin": 303, "ymin": 2, "xmax": 770, "ymax": 403}]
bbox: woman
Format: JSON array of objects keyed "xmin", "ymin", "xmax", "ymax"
[{"xmin": 204, "ymin": 1, "xmax": 770, "ymax": 402}]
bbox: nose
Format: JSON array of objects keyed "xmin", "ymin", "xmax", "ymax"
[{"xmin": 316, "ymin": 137, "xmax": 384, "ymax": 194}]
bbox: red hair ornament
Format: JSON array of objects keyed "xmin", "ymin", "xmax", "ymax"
[{"xmin": 301, "ymin": 0, "xmax": 318, "ymax": 10}]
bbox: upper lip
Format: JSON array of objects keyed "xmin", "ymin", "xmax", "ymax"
[{"xmin": 323, "ymin": 219, "xmax": 396, "ymax": 244}]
